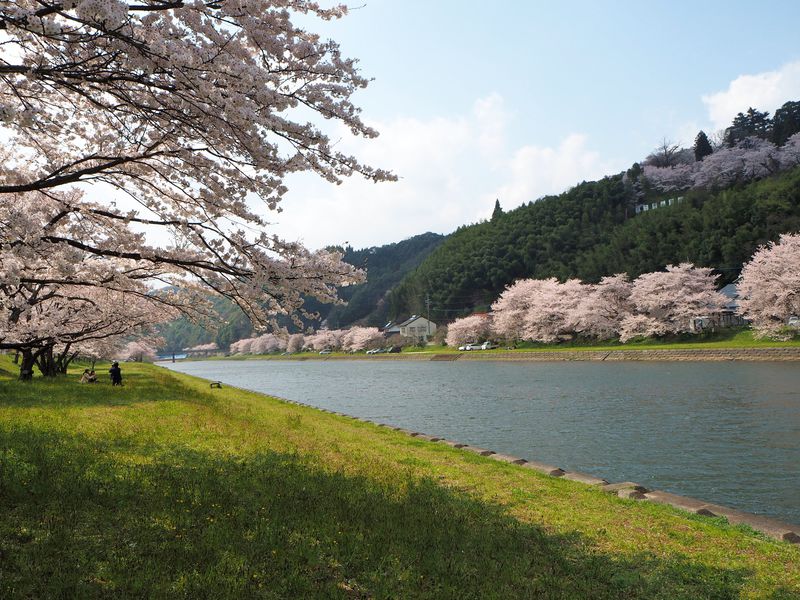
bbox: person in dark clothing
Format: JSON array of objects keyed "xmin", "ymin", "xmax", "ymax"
[{"xmin": 109, "ymin": 362, "xmax": 123, "ymax": 386}]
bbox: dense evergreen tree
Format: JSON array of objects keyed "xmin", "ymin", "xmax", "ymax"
[
  {"xmin": 772, "ymin": 101, "xmax": 800, "ymax": 146},
  {"xmin": 491, "ymin": 199, "xmax": 504, "ymax": 222},
  {"xmin": 724, "ymin": 107, "xmax": 772, "ymax": 147},
  {"xmin": 693, "ymin": 131, "xmax": 714, "ymax": 161}
]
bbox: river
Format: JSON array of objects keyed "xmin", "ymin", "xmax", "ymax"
[{"xmin": 161, "ymin": 359, "xmax": 800, "ymax": 525}]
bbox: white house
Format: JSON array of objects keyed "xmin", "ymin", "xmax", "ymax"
[{"xmin": 397, "ymin": 315, "xmax": 437, "ymax": 342}]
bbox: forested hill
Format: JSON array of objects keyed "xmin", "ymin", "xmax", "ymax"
[
  {"xmin": 158, "ymin": 232, "xmax": 444, "ymax": 352},
  {"xmin": 306, "ymin": 231, "xmax": 445, "ymax": 328},
  {"xmin": 389, "ymin": 166, "xmax": 800, "ymax": 320}
]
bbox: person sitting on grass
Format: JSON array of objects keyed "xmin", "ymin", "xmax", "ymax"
[
  {"xmin": 79, "ymin": 369, "xmax": 92, "ymax": 383},
  {"xmin": 109, "ymin": 362, "xmax": 123, "ymax": 386},
  {"xmin": 87, "ymin": 369, "xmax": 97, "ymax": 383}
]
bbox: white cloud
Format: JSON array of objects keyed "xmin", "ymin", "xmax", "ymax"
[
  {"xmin": 489, "ymin": 134, "xmax": 618, "ymax": 208},
  {"xmin": 672, "ymin": 121, "xmax": 702, "ymax": 149},
  {"xmin": 702, "ymin": 61, "xmax": 800, "ymax": 130},
  {"xmin": 275, "ymin": 95, "xmax": 622, "ymax": 250}
]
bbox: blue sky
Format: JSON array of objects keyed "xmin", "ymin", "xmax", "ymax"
[{"xmin": 270, "ymin": 3, "xmax": 800, "ymax": 249}]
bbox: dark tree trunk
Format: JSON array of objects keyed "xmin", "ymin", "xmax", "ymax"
[
  {"xmin": 19, "ymin": 348, "xmax": 36, "ymax": 381},
  {"xmin": 35, "ymin": 346, "xmax": 59, "ymax": 378},
  {"xmin": 55, "ymin": 344, "xmax": 77, "ymax": 375}
]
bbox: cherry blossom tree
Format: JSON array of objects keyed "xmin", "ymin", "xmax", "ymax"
[
  {"xmin": 248, "ymin": 333, "xmax": 286, "ymax": 354},
  {"xmin": 618, "ymin": 314, "xmax": 670, "ymax": 343},
  {"xmin": 490, "ymin": 279, "xmax": 539, "ymax": 342},
  {"xmin": 642, "ymin": 163, "xmax": 695, "ymax": 193},
  {"xmin": 569, "ymin": 274, "xmax": 633, "ymax": 340},
  {"xmin": 121, "ymin": 338, "xmax": 160, "ymax": 362},
  {"xmin": 229, "ymin": 337, "xmax": 254, "ymax": 355},
  {"xmin": 0, "ymin": 282, "xmax": 173, "ymax": 378},
  {"xmin": 643, "ymin": 136, "xmax": 790, "ymax": 193},
  {"xmin": 737, "ymin": 233, "xmax": 800, "ymax": 339},
  {"xmin": 445, "ymin": 314, "xmax": 492, "ymax": 347},
  {"xmin": 342, "ymin": 326, "xmax": 384, "ymax": 352},
  {"xmin": 286, "ymin": 333, "xmax": 304, "ymax": 354},
  {"xmin": 0, "ymin": 1, "xmax": 392, "ymax": 329},
  {"xmin": 619, "ymin": 263, "xmax": 726, "ymax": 342},
  {"xmin": 304, "ymin": 328, "xmax": 345, "ymax": 351},
  {"xmin": 779, "ymin": 133, "xmax": 800, "ymax": 169},
  {"xmin": 491, "ymin": 278, "xmax": 586, "ymax": 343},
  {"xmin": 693, "ymin": 137, "xmax": 781, "ymax": 189},
  {"xmin": 73, "ymin": 336, "xmax": 123, "ymax": 368}
]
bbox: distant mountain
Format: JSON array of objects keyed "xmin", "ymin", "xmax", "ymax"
[
  {"xmin": 157, "ymin": 232, "xmax": 444, "ymax": 352},
  {"xmin": 158, "ymin": 293, "xmax": 253, "ymax": 354},
  {"xmin": 304, "ymin": 232, "xmax": 445, "ymax": 328}
]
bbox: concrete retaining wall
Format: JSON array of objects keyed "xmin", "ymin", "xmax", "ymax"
[
  {"xmin": 458, "ymin": 347, "xmax": 800, "ymax": 361},
  {"xmin": 296, "ymin": 347, "xmax": 800, "ymax": 362}
]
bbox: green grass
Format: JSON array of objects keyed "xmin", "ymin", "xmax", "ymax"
[
  {"xmin": 196, "ymin": 328, "xmax": 800, "ymax": 361},
  {"xmin": 407, "ymin": 328, "xmax": 800, "ymax": 355},
  {"xmin": 1, "ymin": 356, "xmax": 799, "ymax": 598}
]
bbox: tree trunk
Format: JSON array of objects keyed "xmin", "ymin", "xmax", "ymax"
[
  {"xmin": 35, "ymin": 346, "xmax": 59, "ymax": 378},
  {"xmin": 18, "ymin": 349, "xmax": 36, "ymax": 381},
  {"xmin": 55, "ymin": 344, "xmax": 76, "ymax": 375}
]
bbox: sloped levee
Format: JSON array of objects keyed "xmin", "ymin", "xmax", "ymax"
[{"xmin": 284, "ymin": 396, "xmax": 800, "ymax": 545}]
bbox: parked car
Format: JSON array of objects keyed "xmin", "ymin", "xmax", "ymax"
[
  {"xmin": 366, "ymin": 348, "xmax": 381, "ymax": 355},
  {"xmin": 480, "ymin": 341, "xmax": 498, "ymax": 350},
  {"xmin": 458, "ymin": 342, "xmax": 477, "ymax": 351},
  {"xmin": 788, "ymin": 316, "xmax": 800, "ymax": 328},
  {"xmin": 318, "ymin": 349, "xmax": 331, "ymax": 355}
]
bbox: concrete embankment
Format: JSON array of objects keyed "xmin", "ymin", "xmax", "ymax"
[
  {"xmin": 458, "ymin": 347, "xmax": 800, "ymax": 361},
  {"xmin": 290, "ymin": 396, "xmax": 800, "ymax": 545},
  {"xmin": 316, "ymin": 347, "xmax": 800, "ymax": 362}
]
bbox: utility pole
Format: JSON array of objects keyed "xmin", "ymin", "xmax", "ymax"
[{"xmin": 425, "ymin": 293, "xmax": 431, "ymax": 339}]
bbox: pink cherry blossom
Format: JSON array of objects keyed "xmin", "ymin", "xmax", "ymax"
[
  {"xmin": 737, "ymin": 233, "xmax": 800, "ymax": 339},
  {"xmin": 445, "ymin": 314, "xmax": 492, "ymax": 347},
  {"xmin": 1, "ymin": 1, "xmax": 392, "ymax": 358}
]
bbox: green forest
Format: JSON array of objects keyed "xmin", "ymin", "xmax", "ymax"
[{"xmin": 389, "ymin": 166, "xmax": 800, "ymax": 320}]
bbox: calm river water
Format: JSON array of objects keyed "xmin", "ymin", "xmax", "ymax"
[{"xmin": 162, "ymin": 359, "xmax": 800, "ymax": 525}]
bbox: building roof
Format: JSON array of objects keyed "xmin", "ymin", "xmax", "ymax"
[
  {"xmin": 398, "ymin": 314, "xmax": 435, "ymax": 327},
  {"xmin": 719, "ymin": 283, "xmax": 740, "ymax": 310},
  {"xmin": 381, "ymin": 321, "xmax": 401, "ymax": 332}
]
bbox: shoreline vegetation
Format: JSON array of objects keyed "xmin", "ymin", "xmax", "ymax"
[
  {"xmin": 186, "ymin": 329, "xmax": 800, "ymax": 362},
  {"xmin": 1, "ymin": 356, "xmax": 799, "ymax": 597}
]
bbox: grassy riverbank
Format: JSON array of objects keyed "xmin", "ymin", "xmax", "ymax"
[
  {"xmin": 1, "ymin": 357, "xmax": 799, "ymax": 598},
  {"xmin": 197, "ymin": 328, "xmax": 800, "ymax": 361},
  {"xmin": 421, "ymin": 328, "xmax": 800, "ymax": 353}
]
